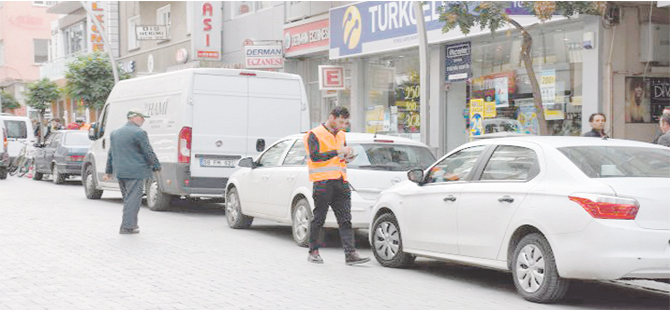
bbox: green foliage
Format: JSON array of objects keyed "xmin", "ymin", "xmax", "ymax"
[
  {"xmin": 0, "ymin": 91, "xmax": 20, "ymax": 112},
  {"xmin": 24, "ymin": 78, "xmax": 60, "ymax": 112},
  {"xmin": 64, "ymin": 52, "xmax": 131, "ymax": 111}
]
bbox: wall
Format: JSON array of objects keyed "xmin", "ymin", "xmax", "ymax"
[{"xmin": 221, "ymin": 2, "xmax": 285, "ymax": 66}]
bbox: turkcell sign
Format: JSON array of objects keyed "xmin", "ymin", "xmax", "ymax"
[
  {"xmin": 329, "ymin": 1, "xmax": 540, "ymax": 59},
  {"xmin": 445, "ymin": 42, "xmax": 471, "ymax": 82},
  {"xmin": 245, "ymin": 45, "xmax": 284, "ymax": 69}
]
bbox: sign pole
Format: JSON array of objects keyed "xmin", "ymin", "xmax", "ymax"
[
  {"xmin": 413, "ymin": 2, "xmax": 430, "ymax": 146},
  {"xmin": 80, "ymin": 1, "xmax": 119, "ymax": 84}
]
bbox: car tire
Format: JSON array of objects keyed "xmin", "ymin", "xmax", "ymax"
[
  {"xmin": 33, "ymin": 170, "xmax": 43, "ymax": 181},
  {"xmin": 0, "ymin": 167, "xmax": 6, "ymax": 180},
  {"xmin": 83, "ymin": 164, "xmax": 103, "ymax": 200},
  {"xmin": 52, "ymin": 165, "xmax": 65, "ymax": 184},
  {"xmin": 291, "ymin": 197, "xmax": 312, "ymax": 247},
  {"xmin": 225, "ymin": 187, "xmax": 253, "ymax": 229},
  {"xmin": 512, "ymin": 233, "xmax": 569, "ymax": 303},
  {"xmin": 146, "ymin": 179, "xmax": 172, "ymax": 211},
  {"xmin": 371, "ymin": 213, "xmax": 415, "ymax": 268}
]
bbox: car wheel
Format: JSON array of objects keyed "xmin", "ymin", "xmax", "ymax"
[
  {"xmin": 0, "ymin": 167, "xmax": 6, "ymax": 180},
  {"xmin": 371, "ymin": 213, "xmax": 415, "ymax": 268},
  {"xmin": 512, "ymin": 233, "xmax": 569, "ymax": 303},
  {"xmin": 146, "ymin": 179, "xmax": 172, "ymax": 211},
  {"xmin": 291, "ymin": 198, "xmax": 312, "ymax": 247},
  {"xmin": 33, "ymin": 169, "xmax": 43, "ymax": 181},
  {"xmin": 225, "ymin": 187, "xmax": 253, "ymax": 229},
  {"xmin": 83, "ymin": 164, "xmax": 103, "ymax": 200},
  {"xmin": 52, "ymin": 165, "xmax": 65, "ymax": 184}
]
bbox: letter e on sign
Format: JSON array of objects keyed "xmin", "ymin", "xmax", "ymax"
[{"xmin": 319, "ymin": 65, "xmax": 345, "ymax": 90}]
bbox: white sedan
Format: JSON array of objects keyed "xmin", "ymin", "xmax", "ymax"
[
  {"xmin": 225, "ymin": 132, "xmax": 436, "ymax": 246},
  {"xmin": 369, "ymin": 136, "xmax": 670, "ymax": 303}
]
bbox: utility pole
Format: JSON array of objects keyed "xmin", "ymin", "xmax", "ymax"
[
  {"xmin": 413, "ymin": 2, "xmax": 430, "ymax": 145},
  {"xmin": 80, "ymin": 1, "xmax": 119, "ymax": 84}
]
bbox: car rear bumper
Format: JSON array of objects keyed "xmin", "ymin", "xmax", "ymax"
[
  {"xmin": 156, "ymin": 163, "xmax": 226, "ymax": 198},
  {"xmin": 56, "ymin": 162, "xmax": 84, "ymax": 175},
  {"xmin": 323, "ymin": 192, "xmax": 374, "ymax": 229},
  {"xmin": 550, "ymin": 219, "xmax": 670, "ymax": 280}
]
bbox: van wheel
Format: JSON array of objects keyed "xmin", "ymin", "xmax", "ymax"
[
  {"xmin": 291, "ymin": 198, "xmax": 312, "ymax": 247},
  {"xmin": 52, "ymin": 165, "xmax": 65, "ymax": 184},
  {"xmin": 83, "ymin": 164, "xmax": 103, "ymax": 199},
  {"xmin": 33, "ymin": 170, "xmax": 43, "ymax": 181},
  {"xmin": 0, "ymin": 167, "xmax": 6, "ymax": 180},
  {"xmin": 512, "ymin": 233, "xmax": 569, "ymax": 303},
  {"xmin": 146, "ymin": 179, "xmax": 172, "ymax": 211},
  {"xmin": 371, "ymin": 213, "xmax": 415, "ymax": 268},
  {"xmin": 226, "ymin": 187, "xmax": 253, "ymax": 229}
]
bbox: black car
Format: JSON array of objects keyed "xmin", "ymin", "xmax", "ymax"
[{"xmin": 33, "ymin": 130, "xmax": 91, "ymax": 184}]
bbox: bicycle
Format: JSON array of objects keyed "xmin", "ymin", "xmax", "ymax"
[{"xmin": 8, "ymin": 143, "xmax": 33, "ymax": 177}]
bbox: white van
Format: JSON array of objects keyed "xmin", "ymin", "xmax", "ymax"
[
  {"xmin": 0, "ymin": 116, "xmax": 8, "ymax": 179},
  {"xmin": 1, "ymin": 114, "xmax": 36, "ymax": 161},
  {"xmin": 83, "ymin": 68, "xmax": 310, "ymax": 211}
]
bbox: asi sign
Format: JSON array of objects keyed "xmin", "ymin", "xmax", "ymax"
[
  {"xmin": 193, "ymin": 2, "xmax": 222, "ymax": 60},
  {"xmin": 136, "ymin": 26, "xmax": 168, "ymax": 40},
  {"xmin": 318, "ymin": 66, "xmax": 345, "ymax": 90},
  {"xmin": 245, "ymin": 45, "xmax": 283, "ymax": 69}
]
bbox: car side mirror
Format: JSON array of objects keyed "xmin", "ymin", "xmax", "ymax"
[
  {"xmin": 33, "ymin": 142, "xmax": 44, "ymax": 148},
  {"xmin": 256, "ymin": 139, "xmax": 265, "ymax": 152},
  {"xmin": 88, "ymin": 123, "xmax": 98, "ymax": 141},
  {"xmin": 407, "ymin": 169, "xmax": 424, "ymax": 183},
  {"xmin": 238, "ymin": 157, "xmax": 255, "ymax": 168}
]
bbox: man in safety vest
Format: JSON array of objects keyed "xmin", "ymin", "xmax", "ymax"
[{"xmin": 303, "ymin": 106, "xmax": 370, "ymax": 265}]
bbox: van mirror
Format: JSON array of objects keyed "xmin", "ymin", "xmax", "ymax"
[
  {"xmin": 88, "ymin": 123, "xmax": 98, "ymax": 141},
  {"xmin": 256, "ymin": 139, "xmax": 265, "ymax": 152},
  {"xmin": 238, "ymin": 157, "xmax": 255, "ymax": 168},
  {"xmin": 407, "ymin": 169, "xmax": 424, "ymax": 183}
]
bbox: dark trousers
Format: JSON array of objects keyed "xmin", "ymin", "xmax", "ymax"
[
  {"xmin": 118, "ymin": 179, "xmax": 144, "ymax": 230},
  {"xmin": 309, "ymin": 178, "xmax": 355, "ymax": 254}
]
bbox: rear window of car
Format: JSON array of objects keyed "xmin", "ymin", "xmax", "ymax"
[
  {"xmin": 64, "ymin": 132, "xmax": 91, "ymax": 146},
  {"xmin": 558, "ymin": 146, "xmax": 670, "ymax": 178},
  {"xmin": 4, "ymin": 120, "xmax": 27, "ymax": 139},
  {"xmin": 347, "ymin": 143, "xmax": 436, "ymax": 171}
]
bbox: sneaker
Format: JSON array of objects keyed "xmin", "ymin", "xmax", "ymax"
[
  {"xmin": 345, "ymin": 252, "xmax": 370, "ymax": 266},
  {"xmin": 119, "ymin": 228, "xmax": 140, "ymax": 234},
  {"xmin": 308, "ymin": 250, "xmax": 324, "ymax": 264}
]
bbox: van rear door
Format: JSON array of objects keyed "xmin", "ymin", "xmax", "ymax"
[{"xmin": 190, "ymin": 74, "xmax": 248, "ymax": 179}]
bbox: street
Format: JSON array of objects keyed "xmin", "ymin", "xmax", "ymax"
[{"xmin": 0, "ymin": 176, "xmax": 668, "ymax": 310}]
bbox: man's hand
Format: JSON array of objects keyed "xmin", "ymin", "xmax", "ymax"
[
  {"xmin": 338, "ymin": 146, "xmax": 352, "ymax": 159},
  {"xmin": 102, "ymin": 173, "xmax": 112, "ymax": 181}
]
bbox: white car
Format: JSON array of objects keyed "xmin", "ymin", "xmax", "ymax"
[
  {"xmin": 225, "ymin": 132, "xmax": 436, "ymax": 247},
  {"xmin": 369, "ymin": 136, "xmax": 670, "ymax": 303}
]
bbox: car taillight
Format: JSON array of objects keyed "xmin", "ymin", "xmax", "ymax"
[
  {"xmin": 2, "ymin": 129, "xmax": 7, "ymax": 150},
  {"xmin": 374, "ymin": 139, "xmax": 394, "ymax": 143},
  {"xmin": 240, "ymin": 72, "xmax": 256, "ymax": 76},
  {"xmin": 67, "ymin": 155, "xmax": 85, "ymax": 162},
  {"xmin": 178, "ymin": 126, "xmax": 192, "ymax": 164},
  {"xmin": 568, "ymin": 194, "xmax": 639, "ymax": 220}
]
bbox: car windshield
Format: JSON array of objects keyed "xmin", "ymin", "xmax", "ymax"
[
  {"xmin": 347, "ymin": 143, "xmax": 436, "ymax": 171},
  {"xmin": 64, "ymin": 132, "xmax": 91, "ymax": 146},
  {"xmin": 558, "ymin": 146, "xmax": 670, "ymax": 178}
]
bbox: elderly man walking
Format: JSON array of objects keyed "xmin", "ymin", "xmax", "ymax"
[{"xmin": 104, "ymin": 109, "xmax": 162, "ymax": 234}]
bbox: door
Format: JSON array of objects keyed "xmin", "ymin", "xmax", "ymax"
[
  {"xmin": 34, "ymin": 134, "xmax": 54, "ymax": 172},
  {"xmin": 401, "ymin": 145, "xmax": 486, "ymax": 254},
  {"xmin": 240, "ymin": 139, "xmax": 292, "ymax": 216},
  {"xmin": 94, "ymin": 104, "xmax": 117, "ymax": 189},
  {"xmin": 44, "ymin": 133, "xmax": 61, "ymax": 170},
  {"xmin": 270, "ymin": 139, "xmax": 307, "ymax": 218},
  {"xmin": 190, "ymin": 74, "xmax": 248, "ymax": 179},
  {"xmin": 457, "ymin": 144, "xmax": 541, "ymax": 259}
]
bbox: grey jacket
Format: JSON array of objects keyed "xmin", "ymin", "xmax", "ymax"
[
  {"xmin": 105, "ymin": 122, "xmax": 161, "ymax": 180},
  {"xmin": 657, "ymin": 132, "xmax": 670, "ymax": 147}
]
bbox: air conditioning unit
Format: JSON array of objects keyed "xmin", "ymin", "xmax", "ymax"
[{"xmin": 639, "ymin": 23, "xmax": 670, "ymax": 63}]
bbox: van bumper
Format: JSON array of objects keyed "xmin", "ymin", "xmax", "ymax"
[{"xmin": 158, "ymin": 163, "xmax": 227, "ymax": 197}]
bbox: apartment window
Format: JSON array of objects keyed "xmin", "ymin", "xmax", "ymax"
[
  {"xmin": 0, "ymin": 41, "xmax": 4, "ymax": 66},
  {"xmin": 34, "ymin": 39, "xmax": 49, "ymax": 63},
  {"xmin": 232, "ymin": 1, "xmax": 253, "ymax": 18},
  {"xmin": 157, "ymin": 4, "xmax": 171, "ymax": 40},
  {"xmin": 127, "ymin": 16, "xmax": 140, "ymax": 51},
  {"xmin": 258, "ymin": 1, "xmax": 281, "ymax": 10},
  {"xmin": 64, "ymin": 22, "xmax": 85, "ymax": 55}
]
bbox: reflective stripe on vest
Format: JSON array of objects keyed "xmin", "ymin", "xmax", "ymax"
[{"xmin": 303, "ymin": 125, "xmax": 348, "ymax": 182}]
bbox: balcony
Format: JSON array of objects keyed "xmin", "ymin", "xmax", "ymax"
[{"xmin": 39, "ymin": 56, "xmax": 76, "ymax": 81}]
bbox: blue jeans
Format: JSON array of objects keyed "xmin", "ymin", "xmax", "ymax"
[{"xmin": 118, "ymin": 179, "xmax": 144, "ymax": 230}]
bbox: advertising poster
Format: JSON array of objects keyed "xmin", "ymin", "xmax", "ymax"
[
  {"xmin": 540, "ymin": 69, "xmax": 564, "ymax": 120},
  {"xmin": 494, "ymin": 77, "xmax": 509, "ymax": 108},
  {"xmin": 516, "ymin": 98, "xmax": 539, "ymax": 135},
  {"xmin": 625, "ymin": 77, "xmax": 652, "ymax": 123},
  {"xmin": 651, "ymin": 77, "xmax": 670, "ymax": 121},
  {"xmin": 445, "ymin": 42, "xmax": 471, "ymax": 82},
  {"xmin": 484, "ymin": 101, "xmax": 497, "ymax": 118},
  {"xmin": 365, "ymin": 105, "xmax": 385, "ymax": 133},
  {"xmin": 469, "ymin": 99, "xmax": 485, "ymax": 137}
]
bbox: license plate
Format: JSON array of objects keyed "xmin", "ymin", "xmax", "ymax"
[{"xmin": 200, "ymin": 158, "xmax": 235, "ymax": 168}]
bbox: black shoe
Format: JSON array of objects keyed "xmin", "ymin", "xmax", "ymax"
[
  {"xmin": 308, "ymin": 250, "xmax": 324, "ymax": 264},
  {"xmin": 345, "ymin": 251, "xmax": 370, "ymax": 265},
  {"xmin": 120, "ymin": 228, "xmax": 140, "ymax": 234}
]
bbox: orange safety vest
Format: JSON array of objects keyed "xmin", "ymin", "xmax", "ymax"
[{"xmin": 303, "ymin": 125, "xmax": 348, "ymax": 182}]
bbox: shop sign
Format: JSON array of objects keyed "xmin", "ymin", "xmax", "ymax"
[
  {"xmin": 469, "ymin": 99, "xmax": 484, "ymax": 137},
  {"xmin": 651, "ymin": 77, "xmax": 670, "ymax": 121},
  {"xmin": 245, "ymin": 45, "xmax": 284, "ymax": 69},
  {"xmin": 445, "ymin": 42, "xmax": 471, "ymax": 82},
  {"xmin": 88, "ymin": 2, "xmax": 105, "ymax": 52},
  {"xmin": 329, "ymin": 1, "xmax": 554, "ymax": 59},
  {"xmin": 193, "ymin": 2, "xmax": 222, "ymax": 60},
  {"xmin": 318, "ymin": 66, "xmax": 345, "ymax": 90},
  {"xmin": 284, "ymin": 16, "xmax": 330, "ymax": 57},
  {"xmin": 136, "ymin": 25, "xmax": 168, "ymax": 40},
  {"xmin": 175, "ymin": 48, "xmax": 189, "ymax": 64}
]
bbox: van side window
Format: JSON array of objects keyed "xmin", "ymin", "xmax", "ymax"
[{"xmin": 283, "ymin": 140, "xmax": 306, "ymax": 166}]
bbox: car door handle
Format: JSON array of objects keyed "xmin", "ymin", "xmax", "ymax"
[
  {"xmin": 286, "ymin": 174, "xmax": 295, "ymax": 181},
  {"xmin": 443, "ymin": 195, "xmax": 457, "ymax": 202},
  {"xmin": 498, "ymin": 195, "xmax": 514, "ymax": 203}
]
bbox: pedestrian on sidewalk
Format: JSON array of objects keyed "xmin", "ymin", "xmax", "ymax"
[
  {"xmin": 303, "ymin": 106, "xmax": 370, "ymax": 265},
  {"xmin": 103, "ymin": 109, "xmax": 161, "ymax": 234},
  {"xmin": 582, "ymin": 113, "xmax": 608, "ymax": 138},
  {"xmin": 654, "ymin": 113, "xmax": 670, "ymax": 147}
]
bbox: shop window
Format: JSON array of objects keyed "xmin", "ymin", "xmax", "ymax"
[
  {"xmin": 127, "ymin": 16, "xmax": 140, "ymax": 51},
  {"xmin": 33, "ymin": 39, "xmax": 49, "ymax": 63}
]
